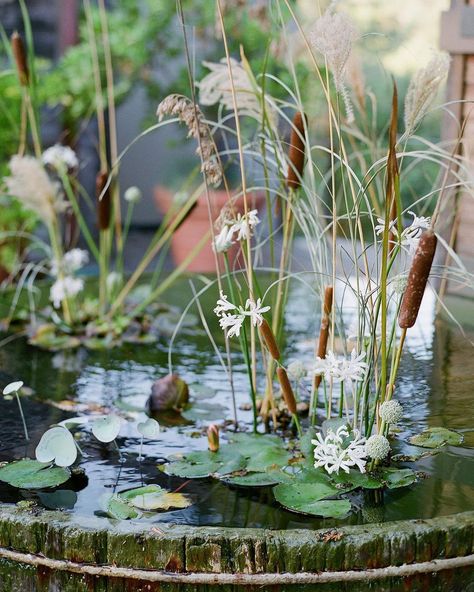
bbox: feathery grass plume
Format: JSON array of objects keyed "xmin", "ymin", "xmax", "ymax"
[
  {"xmin": 259, "ymin": 319, "xmax": 280, "ymax": 360},
  {"xmin": 157, "ymin": 94, "xmax": 222, "ymax": 186},
  {"xmin": 404, "ymin": 51, "xmax": 450, "ymax": 137},
  {"xmin": 96, "ymin": 171, "xmax": 111, "ymax": 230},
  {"xmin": 309, "ymin": 4, "xmax": 358, "ymax": 122},
  {"xmin": 314, "ymin": 285, "xmax": 333, "ymax": 390},
  {"xmin": 287, "ymin": 111, "xmax": 306, "ymax": 190},
  {"xmin": 277, "ymin": 367, "xmax": 297, "ymax": 415},
  {"xmin": 11, "ymin": 31, "xmax": 29, "ymax": 86},
  {"xmin": 5, "ymin": 156, "xmax": 63, "ymax": 224},
  {"xmin": 398, "ymin": 230, "xmax": 437, "ymax": 328},
  {"xmin": 207, "ymin": 424, "xmax": 219, "ymax": 452}
]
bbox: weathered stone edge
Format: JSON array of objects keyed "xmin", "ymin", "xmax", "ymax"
[{"xmin": 0, "ymin": 504, "xmax": 472, "ymax": 574}]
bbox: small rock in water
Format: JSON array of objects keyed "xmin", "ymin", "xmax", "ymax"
[{"xmin": 148, "ymin": 374, "xmax": 189, "ymax": 412}]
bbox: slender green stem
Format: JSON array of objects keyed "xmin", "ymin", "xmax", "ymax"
[{"xmin": 15, "ymin": 392, "xmax": 29, "ymax": 441}]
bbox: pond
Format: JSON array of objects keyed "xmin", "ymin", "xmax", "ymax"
[{"xmin": 0, "ymin": 278, "xmax": 473, "ymax": 531}]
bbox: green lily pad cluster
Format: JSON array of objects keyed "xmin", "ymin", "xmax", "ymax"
[
  {"xmin": 103, "ymin": 484, "xmax": 192, "ymax": 520},
  {"xmin": 409, "ymin": 427, "xmax": 463, "ymax": 449},
  {"xmin": 163, "ymin": 432, "xmax": 419, "ymax": 518}
]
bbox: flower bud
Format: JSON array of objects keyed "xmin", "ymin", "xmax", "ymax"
[{"xmin": 207, "ymin": 424, "xmax": 219, "ymax": 453}]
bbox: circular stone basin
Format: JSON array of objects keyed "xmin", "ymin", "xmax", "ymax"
[{"xmin": 0, "ymin": 284, "xmax": 474, "ymax": 590}]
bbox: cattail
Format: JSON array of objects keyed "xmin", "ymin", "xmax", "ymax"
[
  {"xmin": 277, "ymin": 367, "xmax": 297, "ymax": 415},
  {"xmin": 287, "ymin": 111, "xmax": 306, "ymax": 190},
  {"xmin": 207, "ymin": 424, "xmax": 219, "ymax": 452},
  {"xmin": 398, "ymin": 230, "xmax": 437, "ymax": 328},
  {"xmin": 259, "ymin": 319, "xmax": 280, "ymax": 360},
  {"xmin": 11, "ymin": 32, "xmax": 29, "ymax": 86},
  {"xmin": 314, "ymin": 286, "xmax": 333, "ymax": 389},
  {"xmin": 96, "ymin": 170, "xmax": 111, "ymax": 231}
]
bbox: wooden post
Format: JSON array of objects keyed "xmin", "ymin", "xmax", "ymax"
[{"xmin": 440, "ymin": 0, "xmax": 474, "ymax": 296}]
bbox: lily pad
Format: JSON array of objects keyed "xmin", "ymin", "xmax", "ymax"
[
  {"xmin": 380, "ymin": 468, "xmax": 417, "ymax": 489},
  {"xmin": 409, "ymin": 427, "xmax": 463, "ymax": 449},
  {"xmin": 0, "ymin": 459, "xmax": 70, "ymax": 489},
  {"xmin": 182, "ymin": 401, "xmax": 227, "ymax": 422},
  {"xmin": 137, "ymin": 418, "xmax": 160, "ymax": 439},
  {"xmin": 273, "ymin": 482, "xmax": 350, "ymax": 517},
  {"xmin": 92, "ymin": 415, "xmax": 122, "ymax": 443},
  {"xmin": 224, "ymin": 468, "xmax": 293, "ymax": 487},
  {"xmin": 38, "ymin": 490, "xmax": 78, "ymax": 510},
  {"xmin": 120, "ymin": 485, "xmax": 191, "ymax": 511},
  {"xmin": 245, "ymin": 446, "xmax": 291, "ymax": 472},
  {"xmin": 164, "ymin": 447, "xmax": 246, "ymax": 479},
  {"xmin": 35, "ymin": 426, "xmax": 77, "ymax": 467},
  {"xmin": 106, "ymin": 494, "xmax": 140, "ymax": 520},
  {"xmin": 331, "ymin": 469, "xmax": 382, "ymax": 490}
]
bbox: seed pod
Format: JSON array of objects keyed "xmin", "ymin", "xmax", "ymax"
[
  {"xmin": 398, "ymin": 230, "xmax": 437, "ymax": 328},
  {"xmin": 277, "ymin": 367, "xmax": 297, "ymax": 415},
  {"xmin": 207, "ymin": 424, "xmax": 219, "ymax": 453},
  {"xmin": 315, "ymin": 285, "xmax": 333, "ymax": 389},
  {"xmin": 259, "ymin": 319, "xmax": 280, "ymax": 360},
  {"xmin": 287, "ymin": 111, "xmax": 306, "ymax": 190},
  {"xmin": 11, "ymin": 32, "xmax": 29, "ymax": 86},
  {"xmin": 96, "ymin": 170, "xmax": 111, "ymax": 231}
]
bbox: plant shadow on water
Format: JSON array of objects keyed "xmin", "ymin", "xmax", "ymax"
[{"xmin": 0, "ymin": 280, "xmax": 473, "ymax": 529}]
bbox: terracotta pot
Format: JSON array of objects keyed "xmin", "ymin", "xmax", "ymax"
[{"xmin": 154, "ymin": 186, "xmax": 266, "ymax": 273}]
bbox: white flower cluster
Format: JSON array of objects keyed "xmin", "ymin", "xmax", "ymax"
[
  {"xmin": 312, "ymin": 425, "xmax": 367, "ymax": 475},
  {"xmin": 42, "ymin": 144, "xmax": 78, "ymax": 172},
  {"xmin": 157, "ymin": 94, "xmax": 222, "ymax": 186},
  {"xmin": 214, "ymin": 291, "xmax": 270, "ymax": 338},
  {"xmin": 5, "ymin": 156, "xmax": 67, "ymax": 224},
  {"xmin": 379, "ymin": 400, "xmax": 403, "ymax": 424},
  {"xmin": 49, "ymin": 249, "xmax": 88, "ymax": 309},
  {"xmin": 312, "ymin": 349, "xmax": 368, "ymax": 390},
  {"xmin": 365, "ymin": 434, "xmax": 390, "ymax": 460},
  {"xmin": 287, "ymin": 360, "xmax": 307, "ymax": 381},
  {"xmin": 375, "ymin": 211, "xmax": 431, "ymax": 254},
  {"xmin": 124, "ymin": 186, "xmax": 142, "ymax": 203},
  {"xmin": 213, "ymin": 209, "xmax": 260, "ymax": 253}
]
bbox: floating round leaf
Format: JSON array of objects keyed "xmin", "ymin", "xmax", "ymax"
[
  {"xmin": 105, "ymin": 494, "xmax": 140, "ymax": 520},
  {"xmin": 0, "ymin": 459, "xmax": 70, "ymax": 489},
  {"xmin": 137, "ymin": 418, "xmax": 160, "ymax": 439},
  {"xmin": 273, "ymin": 482, "xmax": 351, "ymax": 517},
  {"xmin": 409, "ymin": 427, "xmax": 463, "ymax": 449},
  {"xmin": 35, "ymin": 426, "xmax": 78, "ymax": 467},
  {"xmin": 3, "ymin": 381, "xmax": 23, "ymax": 395},
  {"xmin": 120, "ymin": 484, "xmax": 192, "ymax": 511},
  {"xmin": 92, "ymin": 415, "xmax": 122, "ymax": 443}
]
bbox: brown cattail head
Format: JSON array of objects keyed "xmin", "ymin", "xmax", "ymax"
[
  {"xmin": 322, "ymin": 285, "xmax": 333, "ymax": 317},
  {"xmin": 96, "ymin": 170, "xmax": 111, "ymax": 231},
  {"xmin": 11, "ymin": 32, "xmax": 29, "ymax": 86},
  {"xmin": 259, "ymin": 319, "xmax": 280, "ymax": 360},
  {"xmin": 287, "ymin": 111, "xmax": 306, "ymax": 191},
  {"xmin": 277, "ymin": 367, "xmax": 297, "ymax": 415},
  {"xmin": 314, "ymin": 285, "xmax": 333, "ymax": 389},
  {"xmin": 207, "ymin": 424, "xmax": 219, "ymax": 453},
  {"xmin": 398, "ymin": 230, "xmax": 437, "ymax": 328}
]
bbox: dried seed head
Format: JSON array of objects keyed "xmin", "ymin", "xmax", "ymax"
[
  {"xmin": 277, "ymin": 367, "xmax": 297, "ymax": 415},
  {"xmin": 96, "ymin": 171, "xmax": 111, "ymax": 231},
  {"xmin": 323, "ymin": 285, "xmax": 334, "ymax": 317},
  {"xmin": 287, "ymin": 111, "xmax": 306, "ymax": 190},
  {"xmin": 259, "ymin": 319, "xmax": 280, "ymax": 360},
  {"xmin": 11, "ymin": 32, "xmax": 29, "ymax": 86},
  {"xmin": 207, "ymin": 424, "xmax": 219, "ymax": 453},
  {"xmin": 398, "ymin": 230, "xmax": 437, "ymax": 328}
]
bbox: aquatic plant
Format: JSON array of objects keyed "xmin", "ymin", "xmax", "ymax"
[{"xmin": 2, "ymin": 381, "xmax": 29, "ymax": 441}]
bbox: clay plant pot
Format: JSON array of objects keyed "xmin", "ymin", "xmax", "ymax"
[{"xmin": 154, "ymin": 186, "xmax": 266, "ymax": 273}]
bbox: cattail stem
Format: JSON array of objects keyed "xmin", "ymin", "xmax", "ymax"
[
  {"xmin": 276, "ymin": 367, "xmax": 302, "ymax": 437},
  {"xmin": 398, "ymin": 230, "xmax": 437, "ymax": 328},
  {"xmin": 259, "ymin": 319, "xmax": 280, "ymax": 360},
  {"xmin": 287, "ymin": 111, "xmax": 306, "ymax": 190},
  {"xmin": 11, "ymin": 32, "xmax": 29, "ymax": 86},
  {"xmin": 310, "ymin": 285, "xmax": 333, "ymax": 425}
]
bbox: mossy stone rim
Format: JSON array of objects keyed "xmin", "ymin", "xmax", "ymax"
[{"xmin": 0, "ymin": 504, "xmax": 473, "ymax": 580}]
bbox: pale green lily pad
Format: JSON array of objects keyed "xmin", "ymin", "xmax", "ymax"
[
  {"xmin": 164, "ymin": 447, "xmax": 246, "ymax": 479},
  {"xmin": 106, "ymin": 494, "xmax": 140, "ymax": 520},
  {"xmin": 137, "ymin": 418, "xmax": 160, "ymax": 439},
  {"xmin": 380, "ymin": 468, "xmax": 417, "ymax": 489},
  {"xmin": 273, "ymin": 482, "xmax": 351, "ymax": 517},
  {"xmin": 120, "ymin": 484, "xmax": 192, "ymax": 511},
  {"xmin": 331, "ymin": 469, "xmax": 382, "ymax": 490},
  {"xmin": 409, "ymin": 427, "xmax": 463, "ymax": 449},
  {"xmin": 223, "ymin": 468, "xmax": 293, "ymax": 487},
  {"xmin": 92, "ymin": 415, "xmax": 121, "ymax": 443},
  {"xmin": 0, "ymin": 459, "xmax": 70, "ymax": 489},
  {"xmin": 245, "ymin": 446, "xmax": 291, "ymax": 472},
  {"xmin": 35, "ymin": 426, "xmax": 77, "ymax": 467}
]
